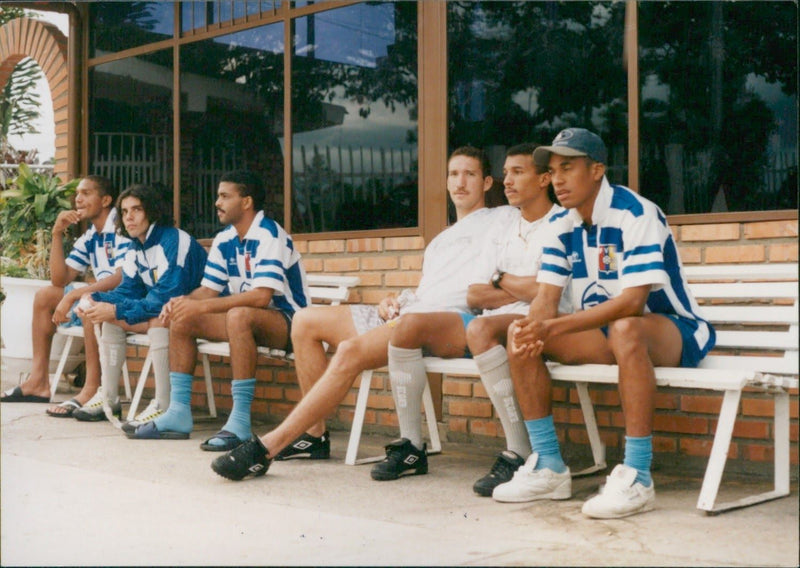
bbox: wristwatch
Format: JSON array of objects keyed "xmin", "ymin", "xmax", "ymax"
[{"xmin": 491, "ymin": 270, "xmax": 506, "ymax": 289}]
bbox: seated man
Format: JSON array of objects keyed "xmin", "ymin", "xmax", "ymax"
[
  {"xmin": 210, "ymin": 146, "xmax": 516, "ymax": 480},
  {"xmin": 2, "ymin": 175, "xmax": 130, "ymax": 417},
  {"xmin": 75, "ymin": 183, "xmax": 207, "ymax": 422},
  {"xmin": 128, "ymin": 170, "xmax": 309, "ymax": 449},
  {"xmin": 373, "ymin": 143, "xmax": 569, "ymax": 486},
  {"xmin": 498, "ymin": 128, "xmax": 715, "ymax": 519}
]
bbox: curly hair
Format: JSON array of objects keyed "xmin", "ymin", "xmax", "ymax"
[
  {"xmin": 220, "ymin": 170, "xmax": 266, "ymax": 212},
  {"xmin": 115, "ymin": 183, "xmax": 174, "ymax": 238}
]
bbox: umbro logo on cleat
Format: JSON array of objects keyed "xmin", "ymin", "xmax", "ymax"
[
  {"xmin": 293, "ymin": 440, "xmax": 313, "ymax": 451},
  {"xmin": 249, "ymin": 464, "xmax": 264, "ymax": 473},
  {"xmin": 403, "ymin": 455, "xmax": 419, "ymax": 465}
]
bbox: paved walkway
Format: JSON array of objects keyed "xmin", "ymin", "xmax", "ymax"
[{"xmin": 1, "ymin": 395, "xmax": 798, "ymax": 566}]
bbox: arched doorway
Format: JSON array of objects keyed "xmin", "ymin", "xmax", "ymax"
[{"xmin": 0, "ymin": 17, "xmax": 68, "ymax": 179}]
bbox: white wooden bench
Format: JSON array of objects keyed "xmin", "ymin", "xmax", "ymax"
[{"xmin": 346, "ymin": 263, "xmax": 799, "ymax": 515}]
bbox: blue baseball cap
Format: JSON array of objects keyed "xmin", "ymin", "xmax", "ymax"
[{"xmin": 533, "ymin": 128, "xmax": 608, "ymax": 168}]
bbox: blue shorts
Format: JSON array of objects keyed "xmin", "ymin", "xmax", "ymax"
[{"xmin": 600, "ymin": 315, "xmax": 706, "ymax": 368}]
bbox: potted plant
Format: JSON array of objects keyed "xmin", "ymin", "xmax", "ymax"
[{"xmin": 0, "ymin": 163, "xmax": 81, "ymax": 379}]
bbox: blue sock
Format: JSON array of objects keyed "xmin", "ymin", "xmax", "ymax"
[
  {"xmin": 208, "ymin": 378, "xmax": 255, "ymax": 446},
  {"xmin": 624, "ymin": 435, "xmax": 653, "ymax": 487},
  {"xmin": 526, "ymin": 415, "xmax": 567, "ymax": 473},
  {"xmin": 153, "ymin": 372, "xmax": 193, "ymax": 434}
]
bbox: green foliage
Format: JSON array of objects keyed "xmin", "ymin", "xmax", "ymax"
[{"xmin": 0, "ymin": 164, "xmax": 78, "ymax": 279}]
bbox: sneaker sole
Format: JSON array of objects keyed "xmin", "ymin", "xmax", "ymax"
[
  {"xmin": 493, "ymin": 484, "xmax": 572, "ymax": 503},
  {"xmin": 371, "ymin": 466, "xmax": 428, "ymax": 481},
  {"xmin": 582, "ymin": 501, "xmax": 655, "ymax": 519},
  {"xmin": 274, "ymin": 450, "xmax": 330, "ymax": 461}
]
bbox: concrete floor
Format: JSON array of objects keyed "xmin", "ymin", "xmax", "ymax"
[{"xmin": 1, "ymin": 392, "xmax": 798, "ymax": 567}]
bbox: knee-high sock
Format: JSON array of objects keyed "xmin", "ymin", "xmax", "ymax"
[
  {"xmin": 207, "ymin": 378, "xmax": 256, "ymax": 446},
  {"xmin": 525, "ymin": 415, "xmax": 567, "ymax": 473},
  {"xmin": 100, "ymin": 323, "xmax": 126, "ymax": 403},
  {"xmin": 146, "ymin": 327, "xmax": 170, "ymax": 410},
  {"xmin": 153, "ymin": 372, "xmax": 193, "ymax": 433},
  {"xmin": 474, "ymin": 344, "xmax": 530, "ymax": 458},
  {"xmin": 624, "ymin": 435, "xmax": 653, "ymax": 487},
  {"xmin": 388, "ymin": 345, "xmax": 427, "ymax": 449}
]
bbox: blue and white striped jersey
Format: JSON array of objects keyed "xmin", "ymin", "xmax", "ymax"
[
  {"xmin": 537, "ymin": 177, "xmax": 714, "ymax": 358},
  {"xmin": 92, "ymin": 223, "xmax": 207, "ymax": 325},
  {"xmin": 201, "ymin": 211, "xmax": 309, "ymax": 315},
  {"xmin": 65, "ymin": 208, "xmax": 131, "ymax": 281}
]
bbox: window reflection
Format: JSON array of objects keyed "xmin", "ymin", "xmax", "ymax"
[
  {"xmin": 179, "ymin": 24, "xmax": 285, "ymax": 238},
  {"xmin": 448, "ymin": 2, "xmax": 627, "ymax": 188},
  {"xmin": 90, "ymin": 2, "xmax": 174, "ymax": 56},
  {"xmin": 88, "ymin": 50, "xmax": 174, "ymax": 200},
  {"xmin": 639, "ymin": 2, "xmax": 798, "ymax": 214},
  {"xmin": 180, "ymin": 1, "xmax": 279, "ymax": 33},
  {"xmin": 291, "ymin": 2, "xmax": 418, "ymax": 233}
]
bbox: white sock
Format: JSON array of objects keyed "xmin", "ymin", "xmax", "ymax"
[
  {"xmin": 474, "ymin": 344, "xmax": 530, "ymax": 458},
  {"xmin": 101, "ymin": 323, "xmax": 126, "ymax": 403},
  {"xmin": 147, "ymin": 327, "xmax": 170, "ymax": 410},
  {"xmin": 388, "ymin": 345, "xmax": 427, "ymax": 449}
]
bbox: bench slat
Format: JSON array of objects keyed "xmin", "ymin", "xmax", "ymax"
[
  {"xmin": 689, "ymin": 281, "xmax": 798, "ymax": 299},
  {"xmin": 714, "ymin": 329, "xmax": 799, "ymax": 350},
  {"xmin": 684, "ymin": 263, "xmax": 799, "ymax": 281},
  {"xmin": 700, "ymin": 305, "xmax": 798, "ymax": 324}
]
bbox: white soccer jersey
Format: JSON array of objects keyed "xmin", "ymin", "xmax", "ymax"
[
  {"xmin": 201, "ymin": 211, "xmax": 309, "ymax": 314},
  {"xmin": 403, "ymin": 205, "xmax": 517, "ymax": 315},
  {"xmin": 65, "ymin": 208, "xmax": 131, "ymax": 281},
  {"xmin": 481, "ymin": 203, "xmax": 572, "ymax": 317},
  {"xmin": 537, "ymin": 177, "xmax": 714, "ymax": 356}
]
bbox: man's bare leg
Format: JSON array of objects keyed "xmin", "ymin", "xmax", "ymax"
[
  {"xmin": 46, "ymin": 313, "xmax": 102, "ymax": 415},
  {"xmin": 260, "ymin": 324, "xmax": 394, "ymax": 456},
  {"xmin": 290, "ymin": 306, "xmax": 359, "ymax": 437}
]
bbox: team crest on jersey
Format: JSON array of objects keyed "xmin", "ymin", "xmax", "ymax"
[
  {"xmin": 581, "ymin": 282, "xmax": 612, "ymax": 310},
  {"xmin": 598, "ymin": 245, "xmax": 617, "ymax": 274},
  {"xmin": 104, "ymin": 240, "xmax": 113, "ymax": 260}
]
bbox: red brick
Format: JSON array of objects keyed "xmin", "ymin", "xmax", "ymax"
[
  {"xmin": 385, "ymin": 236, "xmax": 425, "ymax": 251},
  {"xmin": 360, "ymin": 256, "xmax": 398, "ymax": 270},
  {"xmin": 551, "ymin": 385, "xmax": 568, "ymax": 403},
  {"xmin": 743, "ymin": 220, "xmax": 798, "ymax": 239},
  {"xmin": 705, "ymin": 245, "xmax": 765, "ymax": 264},
  {"xmin": 652, "ymin": 435, "xmax": 677, "ymax": 453},
  {"xmin": 323, "ymin": 257, "xmax": 360, "ymax": 272},
  {"xmin": 470, "ymin": 419, "xmax": 500, "ymax": 437},
  {"xmin": 654, "ymin": 392, "xmax": 679, "ymax": 411},
  {"xmin": 729, "ymin": 419, "xmax": 769, "ymax": 439},
  {"xmin": 742, "ymin": 444, "xmax": 773, "ymax": 462},
  {"xmin": 369, "ymin": 394, "xmax": 395, "ymax": 410},
  {"xmin": 377, "ymin": 412, "xmax": 399, "ymax": 427},
  {"xmin": 473, "ymin": 383, "xmax": 488, "ymax": 399},
  {"xmin": 385, "ymin": 271, "xmax": 422, "ymax": 287},
  {"xmin": 679, "ymin": 437, "xmax": 736, "ymax": 458},
  {"xmin": 400, "ymin": 254, "xmax": 423, "ymax": 270},
  {"xmin": 346, "ymin": 238, "xmax": 383, "ymax": 253},
  {"xmin": 442, "ymin": 379, "xmax": 472, "ymax": 397},
  {"xmin": 678, "ymin": 246, "xmax": 702, "ymax": 264},
  {"xmin": 769, "ymin": 243, "xmax": 798, "ymax": 262},
  {"xmin": 302, "ymin": 258, "xmax": 323, "ymax": 272},
  {"xmin": 681, "ymin": 224, "xmax": 740, "ymax": 241},
  {"xmin": 448, "ymin": 399, "xmax": 493, "ymax": 418},
  {"xmin": 308, "ymin": 240, "xmax": 345, "ymax": 254},
  {"xmin": 447, "ymin": 417, "xmax": 468, "ymax": 433},
  {"xmin": 655, "ymin": 415, "xmax": 709, "ymax": 435},
  {"xmin": 740, "ymin": 397, "xmax": 775, "ymax": 418},
  {"xmin": 680, "ymin": 394, "xmax": 722, "ymax": 414}
]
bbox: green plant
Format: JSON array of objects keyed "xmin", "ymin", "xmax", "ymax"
[{"xmin": 0, "ymin": 163, "xmax": 78, "ymax": 279}]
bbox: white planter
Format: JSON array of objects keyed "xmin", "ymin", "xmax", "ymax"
[{"xmin": 0, "ymin": 276, "xmax": 83, "ymax": 381}]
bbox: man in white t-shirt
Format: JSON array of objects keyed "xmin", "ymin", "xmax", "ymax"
[
  {"xmin": 2, "ymin": 175, "xmax": 130, "ymax": 417},
  {"xmin": 210, "ymin": 146, "xmax": 515, "ymax": 480},
  {"xmin": 374, "ymin": 143, "xmax": 569, "ymax": 485}
]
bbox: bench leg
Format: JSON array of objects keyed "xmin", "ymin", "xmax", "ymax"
[
  {"xmin": 201, "ymin": 353, "xmax": 217, "ymax": 419},
  {"xmin": 49, "ymin": 334, "xmax": 77, "ymax": 401},
  {"xmin": 695, "ymin": 388, "xmax": 792, "ymax": 514},
  {"xmin": 423, "ymin": 381, "xmax": 441, "ymax": 455},
  {"xmin": 127, "ymin": 350, "xmax": 152, "ymax": 421},
  {"xmin": 345, "ymin": 370, "xmax": 378, "ymax": 465},
  {"xmin": 573, "ymin": 382, "xmax": 607, "ymax": 477}
]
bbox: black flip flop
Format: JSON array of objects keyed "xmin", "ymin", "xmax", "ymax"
[
  {"xmin": 46, "ymin": 398, "xmax": 82, "ymax": 418},
  {"xmin": 200, "ymin": 430, "xmax": 245, "ymax": 452},
  {"xmin": 1, "ymin": 386, "xmax": 49, "ymax": 403}
]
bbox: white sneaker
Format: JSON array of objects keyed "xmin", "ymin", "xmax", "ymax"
[
  {"xmin": 492, "ymin": 452, "xmax": 572, "ymax": 503},
  {"xmin": 582, "ymin": 464, "xmax": 655, "ymax": 519},
  {"xmin": 121, "ymin": 399, "xmax": 165, "ymax": 433}
]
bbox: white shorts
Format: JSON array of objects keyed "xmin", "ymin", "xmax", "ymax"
[{"xmin": 349, "ymin": 304, "xmax": 387, "ymax": 336}]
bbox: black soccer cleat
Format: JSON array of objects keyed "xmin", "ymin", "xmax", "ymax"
[
  {"xmin": 473, "ymin": 450, "xmax": 526, "ymax": 496},
  {"xmin": 274, "ymin": 430, "xmax": 331, "ymax": 461},
  {"xmin": 370, "ymin": 438, "xmax": 428, "ymax": 481},
  {"xmin": 211, "ymin": 436, "xmax": 271, "ymax": 481}
]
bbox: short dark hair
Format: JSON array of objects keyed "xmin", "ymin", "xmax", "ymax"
[
  {"xmin": 83, "ymin": 174, "xmax": 118, "ymax": 203},
  {"xmin": 220, "ymin": 170, "xmax": 266, "ymax": 212},
  {"xmin": 506, "ymin": 143, "xmax": 548, "ymax": 174},
  {"xmin": 449, "ymin": 146, "xmax": 491, "ymax": 178},
  {"xmin": 115, "ymin": 183, "xmax": 174, "ymax": 238}
]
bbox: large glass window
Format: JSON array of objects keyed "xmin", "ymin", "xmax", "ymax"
[
  {"xmin": 88, "ymin": 50, "xmax": 174, "ymax": 197},
  {"xmin": 180, "ymin": 1, "xmax": 279, "ymax": 33},
  {"xmin": 291, "ymin": 2, "xmax": 418, "ymax": 233},
  {"xmin": 179, "ymin": 24, "xmax": 285, "ymax": 238},
  {"xmin": 639, "ymin": 2, "xmax": 798, "ymax": 214},
  {"xmin": 447, "ymin": 2, "xmax": 627, "ymax": 187},
  {"xmin": 90, "ymin": 3, "xmax": 174, "ymax": 57}
]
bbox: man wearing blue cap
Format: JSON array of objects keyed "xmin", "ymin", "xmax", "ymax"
[{"xmin": 495, "ymin": 128, "xmax": 715, "ymax": 519}]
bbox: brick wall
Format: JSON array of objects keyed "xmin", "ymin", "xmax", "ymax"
[{"xmin": 133, "ymin": 219, "xmax": 798, "ymax": 477}]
